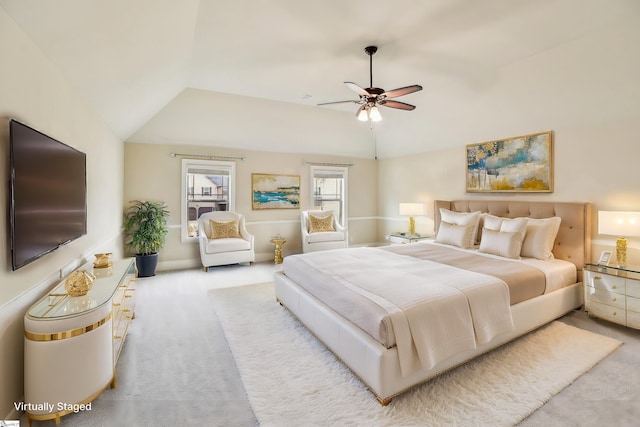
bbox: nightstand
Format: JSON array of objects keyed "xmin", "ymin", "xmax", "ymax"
[
  {"xmin": 389, "ymin": 234, "xmax": 432, "ymax": 244},
  {"xmin": 583, "ymin": 263, "xmax": 640, "ymax": 329}
]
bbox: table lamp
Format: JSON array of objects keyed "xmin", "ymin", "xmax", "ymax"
[
  {"xmin": 598, "ymin": 211, "xmax": 640, "ymax": 267},
  {"xmin": 399, "ymin": 203, "xmax": 425, "ymax": 236}
]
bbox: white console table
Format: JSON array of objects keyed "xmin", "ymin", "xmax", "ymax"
[{"xmin": 24, "ymin": 258, "xmax": 136, "ymax": 426}]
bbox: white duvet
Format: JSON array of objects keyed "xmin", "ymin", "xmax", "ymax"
[{"xmin": 295, "ymin": 248, "xmax": 514, "ymax": 377}]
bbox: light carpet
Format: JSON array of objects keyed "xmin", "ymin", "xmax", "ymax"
[{"xmin": 209, "ymin": 282, "xmax": 622, "ymax": 427}]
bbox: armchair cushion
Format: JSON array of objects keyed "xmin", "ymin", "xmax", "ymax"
[
  {"xmin": 205, "ymin": 237, "xmax": 251, "ymax": 254},
  {"xmin": 209, "ymin": 219, "xmax": 240, "ymax": 239},
  {"xmin": 306, "ymin": 230, "xmax": 346, "ymax": 243},
  {"xmin": 308, "ymin": 214, "xmax": 335, "ymax": 233}
]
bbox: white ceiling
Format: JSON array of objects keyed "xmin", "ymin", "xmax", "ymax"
[{"xmin": 2, "ymin": 0, "xmax": 639, "ymax": 158}]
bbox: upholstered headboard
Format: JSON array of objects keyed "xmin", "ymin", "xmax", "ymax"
[{"xmin": 434, "ymin": 200, "xmax": 592, "ymax": 282}]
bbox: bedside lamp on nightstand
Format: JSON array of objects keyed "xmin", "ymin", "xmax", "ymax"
[
  {"xmin": 399, "ymin": 203, "xmax": 425, "ymax": 237},
  {"xmin": 599, "ymin": 211, "xmax": 640, "ymax": 267}
]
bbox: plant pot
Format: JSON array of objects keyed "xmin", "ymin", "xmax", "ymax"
[{"xmin": 136, "ymin": 253, "xmax": 159, "ymax": 277}]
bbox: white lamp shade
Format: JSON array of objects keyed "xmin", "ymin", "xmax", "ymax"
[
  {"xmin": 598, "ymin": 211, "xmax": 640, "ymax": 237},
  {"xmin": 357, "ymin": 107, "xmax": 368, "ymax": 121},
  {"xmin": 369, "ymin": 106, "xmax": 382, "ymax": 122},
  {"xmin": 399, "ymin": 203, "xmax": 425, "ymax": 216}
]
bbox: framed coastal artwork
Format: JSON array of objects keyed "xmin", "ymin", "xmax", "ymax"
[
  {"xmin": 252, "ymin": 173, "xmax": 300, "ymax": 210},
  {"xmin": 466, "ymin": 131, "xmax": 553, "ymax": 193}
]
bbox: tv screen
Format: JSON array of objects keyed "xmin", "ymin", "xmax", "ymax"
[{"xmin": 9, "ymin": 120, "xmax": 87, "ymax": 270}]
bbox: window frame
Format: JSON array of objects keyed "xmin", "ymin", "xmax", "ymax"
[
  {"xmin": 181, "ymin": 159, "xmax": 236, "ymax": 242},
  {"xmin": 309, "ymin": 165, "xmax": 348, "ymax": 227}
]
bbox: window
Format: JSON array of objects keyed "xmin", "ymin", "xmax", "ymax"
[
  {"xmin": 309, "ymin": 165, "xmax": 347, "ymax": 227},
  {"xmin": 181, "ymin": 159, "xmax": 235, "ymax": 240}
]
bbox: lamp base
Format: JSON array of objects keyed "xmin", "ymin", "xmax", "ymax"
[
  {"xmin": 616, "ymin": 237, "xmax": 627, "ymax": 267},
  {"xmin": 408, "ymin": 216, "xmax": 416, "ymax": 236}
]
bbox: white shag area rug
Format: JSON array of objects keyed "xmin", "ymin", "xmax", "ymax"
[{"xmin": 210, "ymin": 282, "xmax": 622, "ymax": 427}]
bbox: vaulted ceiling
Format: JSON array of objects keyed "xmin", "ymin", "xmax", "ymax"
[{"xmin": 2, "ymin": 0, "xmax": 639, "ymax": 158}]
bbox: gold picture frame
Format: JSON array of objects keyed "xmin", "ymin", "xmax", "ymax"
[
  {"xmin": 466, "ymin": 131, "xmax": 553, "ymax": 192},
  {"xmin": 251, "ymin": 173, "xmax": 300, "ymax": 210}
]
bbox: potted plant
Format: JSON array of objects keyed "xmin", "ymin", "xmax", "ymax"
[{"xmin": 123, "ymin": 200, "xmax": 169, "ymax": 277}]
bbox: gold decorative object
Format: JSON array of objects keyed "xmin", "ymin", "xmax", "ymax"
[
  {"xmin": 94, "ymin": 252, "xmax": 113, "ymax": 268},
  {"xmin": 64, "ymin": 270, "xmax": 96, "ymax": 297},
  {"xmin": 270, "ymin": 237, "xmax": 287, "ymax": 264},
  {"xmin": 616, "ymin": 237, "xmax": 628, "ymax": 268}
]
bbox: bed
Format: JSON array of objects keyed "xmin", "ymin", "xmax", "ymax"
[{"xmin": 274, "ymin": 200, "xmax": 592, "ymax": 404}]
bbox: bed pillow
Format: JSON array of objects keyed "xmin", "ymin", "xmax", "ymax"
[
  {"xmin": 435, "ymin": 220, "xmax": 475, "ymax": 249},
  {"xmin": 439, "ymin": 209, "xmax": 481, "ymax": 248},
  {"xmin": 209, "ymin": 219, "xmax": 240, "ymax": 239},
  {"xmin": 478, "ymin": 216, "xmax": 527, "ymax": 258},
  {"xmin": 308, "ymin": 214, "xmax": 335, "ymax": 233},
  {"xmin": 483, "ymin": 215, "xmax": 528, "ymax": 234},
  {"xmin": 478, "ymin": 228, "xmax": 524, "ymax": 259},
  {"xmin": 519, "ymin": 216, "xmax": 562, "ymax": 260}
]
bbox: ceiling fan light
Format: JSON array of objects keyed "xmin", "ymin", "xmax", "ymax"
[
  {"xmin": 369, "ymin": 106, "xmax": 382, "ymax": 122},
  {"xmin": 357, "ymin": 107, "xmax": 369, "ymax": 121}
]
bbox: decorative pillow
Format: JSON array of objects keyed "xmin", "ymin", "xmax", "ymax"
[
  {"xmin": 439, "ymin": 209, "xmax": 481, "ymax": 248},
  {"xmin": 519, "ymin": 217, "xmax": 561, "ymax": 260},
  {"xmin": 435, "ymin": 220, "xmax": 475, "ymax": 249},
  {"xmin": 209, "ymin": 219, "xmax": 240, "ymax": 239},
  {"xmin": 483, "ymin": 215, "xmax": 528, "ymax": 235},
  {"xmin": 482, "ymin": 214, "xmax": 505, "ymax": 231},
  {"xmin": 308, "ymin": 214, "xmax": 335, "ymax": 233},
  {"xmin": 478, "ymin": 228, "xmax": 524, "ymax": 259}
]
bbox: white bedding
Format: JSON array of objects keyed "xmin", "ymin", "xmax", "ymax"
[{"xmin": 283, "ymin": 247, "xmax": 516, "ymax": 376}]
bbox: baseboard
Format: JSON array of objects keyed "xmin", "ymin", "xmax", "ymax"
[{"xmin": 157, "ymin": 251, "xmax": 276, "ymax": 272}]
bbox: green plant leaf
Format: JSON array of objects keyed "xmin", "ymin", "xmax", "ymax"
[{"xmin": 123, "ymin": 200, "xmax": 169, "ymax": 255}]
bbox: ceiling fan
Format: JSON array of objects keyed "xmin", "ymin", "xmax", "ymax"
[{"xmin": 318, "ymin": 46, "xmax": 423, "ymax": 122}]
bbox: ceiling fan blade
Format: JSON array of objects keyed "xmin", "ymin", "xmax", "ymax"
[
  {"xmin": 382, "ymin": 85, "xmax": 423, "ymax": 99},
  {"xmin": 379, "ymin": 100, "xmax": 416, "ymax": 111},
  {"xmin": 317, "ymin": 100, "xmax": 359, "ymax": 106},
  {"xmin": 344, "ymin": 82, "xmax": 370, "ymax": 96}
]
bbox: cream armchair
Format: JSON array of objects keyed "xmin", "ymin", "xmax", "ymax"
[
  {"xmin": 301, "ymin": 210, "xmax": 348, "ymax": 253},
  {"xmin": 198, "ymin": 211, "xmax": 255, "ymax": 271}
]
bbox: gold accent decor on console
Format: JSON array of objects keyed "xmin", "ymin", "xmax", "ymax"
[
  {"xmin": 64, "ymin": 270, "xmax": 96, "ymax": 296},
  {"xmin": 598, "ymin": 211, "xmax": 640, "ymax": 267},
  {"xmin": 94, "ymin": 252, "xmax": 113, "ymax": 268}
]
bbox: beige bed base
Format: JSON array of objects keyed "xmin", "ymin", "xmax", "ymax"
[{"xmin": 274, "ymin": 200, "xmax": 591, "ymax": 404}]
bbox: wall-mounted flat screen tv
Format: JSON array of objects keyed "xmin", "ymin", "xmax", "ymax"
[{"xmin": 9, "ymin": 120, "xmax": 87, "ymax": 270}]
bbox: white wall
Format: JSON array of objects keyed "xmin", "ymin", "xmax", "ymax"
[{"xmin": 0, "ymin": 8, "xmax": 124, "ymax": 418}]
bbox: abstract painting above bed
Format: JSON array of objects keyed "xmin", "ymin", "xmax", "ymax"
[{"xmin": 466, "ymin": 131, "xmax": 553, "ymax": 193}]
